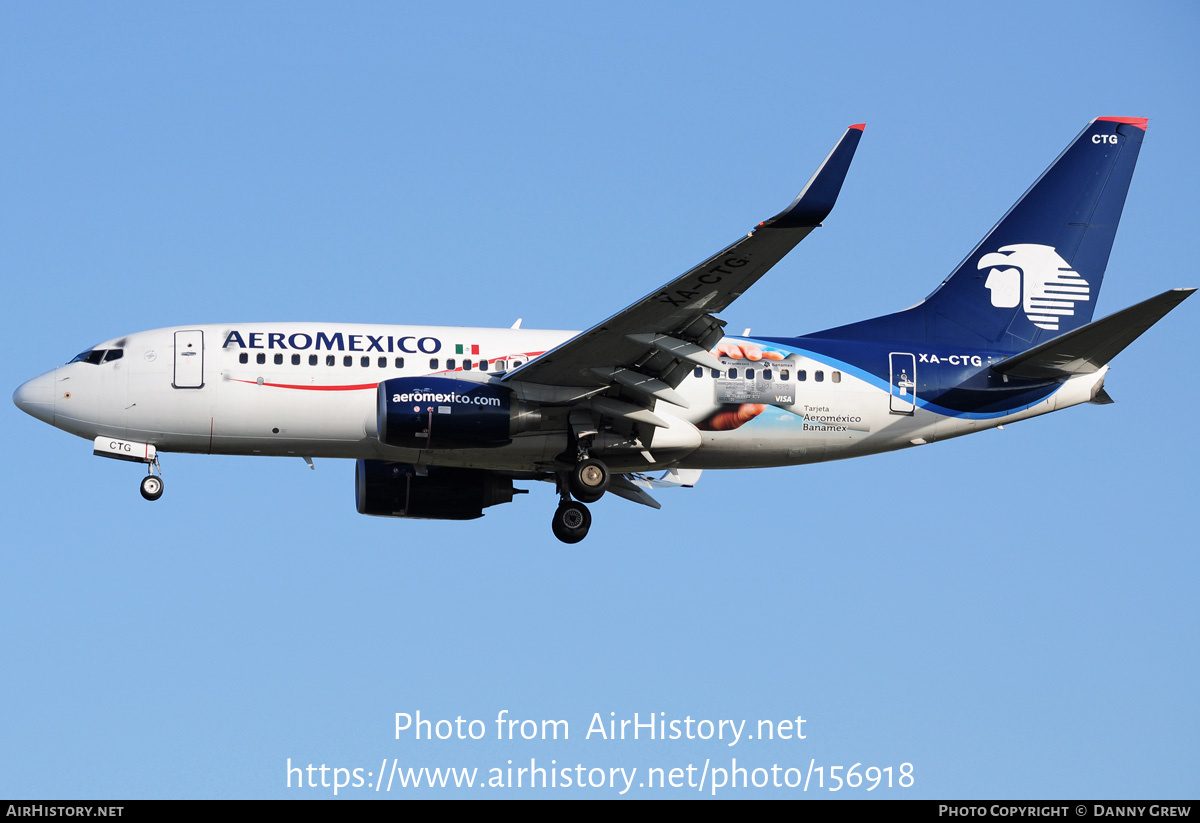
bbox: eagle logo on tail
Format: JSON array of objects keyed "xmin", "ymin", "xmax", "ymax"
[{"xmin": 979, "ymin": 243, "xmax": 1090, "ymax": 331}]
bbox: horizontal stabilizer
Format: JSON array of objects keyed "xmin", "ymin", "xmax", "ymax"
[
  {"xmin": 648, "ymin": 468, "xmax": 703, "ymax": 488},
  {"xmin": 992, "ymin": 288, "xmax": 1194, "ymax": 380}
]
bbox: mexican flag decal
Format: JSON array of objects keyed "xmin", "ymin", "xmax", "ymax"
[{"xmin": 455, "ymin": 344, "xmax": 481, "ymax": 355}]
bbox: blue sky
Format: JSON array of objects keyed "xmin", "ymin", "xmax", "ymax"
[{"xmin": 2, "ymin": 2, "xmax": 1197, "ymax": 799}]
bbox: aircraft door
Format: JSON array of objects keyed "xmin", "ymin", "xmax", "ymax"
[
  {"xmin": 889, "ymin": 352, "xmax": 916, "ymax": 415},
  {"xmin": 173, "ymin": 330, "xmax": 205, "ymax": 389}
]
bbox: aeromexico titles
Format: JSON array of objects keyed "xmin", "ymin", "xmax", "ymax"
[{"xmin": 14, "ymin": 117, "xmax": 1192, "ymax": 543}]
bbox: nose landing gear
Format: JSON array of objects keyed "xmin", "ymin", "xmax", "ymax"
[{"xmin": 139, "ymin": 457, "xmax": 164, "ymax": 501}]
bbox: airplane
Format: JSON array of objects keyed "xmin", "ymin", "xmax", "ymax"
[{"xmin": 12, "ymin": 117, "xmax": 1193, "ymax": 543}]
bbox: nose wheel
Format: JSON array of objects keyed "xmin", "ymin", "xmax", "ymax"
[
  {"xmin": 140, "ymin": 474, "xmax": 164, "ymax": 501},
  {"xmin": 140, "ymin": 457, "xmax": 164, "ymax": 501}
]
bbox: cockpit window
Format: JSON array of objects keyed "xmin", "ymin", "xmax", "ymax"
[
  {"xmin": 68, "ymin": 348, "xmax": 123, "ymax": 365},
  {"xmin": 69, "ymin": 349, "xmax": 105, "ymax": 365}
]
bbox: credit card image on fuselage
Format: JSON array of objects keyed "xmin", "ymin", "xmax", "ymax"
[{"xmin": 714, "ymin": 358, "xmax": 799, "ymax": 406}]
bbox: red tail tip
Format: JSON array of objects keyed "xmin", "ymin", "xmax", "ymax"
[
  {"xmin": 1098, "ymin": 116, "xmax": 1148, "ymax": 131},
  {"xmin": 848, "ymin": 123, "xmax": 866, "ymax": 131}
]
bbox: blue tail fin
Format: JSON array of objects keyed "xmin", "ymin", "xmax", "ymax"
[{"xmin": 805, "ymin": 117, "xmax": 1147, "ymax": 353}]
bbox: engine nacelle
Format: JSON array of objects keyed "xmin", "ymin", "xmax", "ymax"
[
  {"xmin": 355, "ymin": 460, "xmax": 520, "ymax": 520},
  {"xmin": 377, "ymin": 376, "xmax": 540, "ymax": 449}
]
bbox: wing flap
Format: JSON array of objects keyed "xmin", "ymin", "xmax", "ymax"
[{"xmin": 626, "ymin": 333, "xmax": 724, "ymax": 370}]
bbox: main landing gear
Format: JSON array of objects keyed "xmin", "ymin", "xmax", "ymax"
[
  {"xmin": 140, "ymin": 457, "xmax": 164, "ymax": 501},
  {"xmin": 551, "ymin": 499, "xmax": 592, "ymax": 544},
  {"xmin": 551, "ymin": 457, "xmax": 610, "ymax": 544},
  {"xmin": 568, "ymin": 457, "xmax": 609, "ymax": 503}
]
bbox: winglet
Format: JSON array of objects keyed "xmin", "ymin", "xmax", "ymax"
[{"xmin": 760, "ymin": 123, "xmax": 865, "ymax": 229}]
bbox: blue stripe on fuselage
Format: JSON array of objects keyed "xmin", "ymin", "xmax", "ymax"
[{"xmin": 748, "ymin": 335, "xmax": 1061, "ymax": 419}]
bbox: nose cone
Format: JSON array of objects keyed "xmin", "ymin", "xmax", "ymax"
[{"xmin": 13, "ymin": 370, "xmax": 56, "ymax": 425}]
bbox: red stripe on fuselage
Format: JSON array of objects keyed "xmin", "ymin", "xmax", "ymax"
[{"xmin": 231, "ymin": 379, "xmax": 379, "ymax": 391}]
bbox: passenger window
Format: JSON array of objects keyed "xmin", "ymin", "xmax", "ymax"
[
  {"xmin": 711, "ymin": 369, "xmax": 720, "ymax": 378},
  {"xmin": 292, "ymin": 354, "xmax": 301, "ymax": 365},
  {"xmin": 798, "ymin": 370, "xmax": 807, "ymax": 381},
  {"xmin": 447, "ymin": 358, "xmax": 456, "ymax": 370},
  {"xmin": 464, "ymin": 360, "xmax": 473, "ymax": 371},
  {"xmin": 694, "ymin": 366, "xmax": 703, "ymax": 378},
  {"xmin": 746, "ymin": 368, "xmax": 755, "ymax": 379},
  {"xmin": 512, "ymin": 360, "xmax": 523, "ymax": 368},
  {"xmin": 429, "ymin": 358, "xmax": 439, "ymax": 370},
  {"xmin": 478, "ymin": 359, "xmax": 489, "ymax": 370},
  {"xmin": 360, "ymin": 356, "xmax": 369, "ymax": 367},
  {"xmin": 274, "ymin": 354, "xmax": 283, "ymax": 365},
  {"xmin": 495, "ymin": 361, "xmax": 507, "ymax": 372},
  {"xmin": 815, "ymin": 371, "xmax": 824, "ymax": 382},
  {"xmin": 326, "ymin": 355, "xmax": 335, "ymax": 366},
  {"xmin": 239, "ymin": 353, "xmax": 248, "ymax": 364},
  {"xmin": 762, "ymin": 369, "xmax": 772, "ymax": 380},
  {"xmin": 832, "ymin": 371, "xmax": 842, "ymax": 383},
  {"xmin": 781, "ymin": 369, "xmax": 790, "ymax": 380},
  {"xmin": 378, "ymin": 357, "xmax": 387, "ymax": 368},
  {"xmin": 728, "ymin": 367, "xmax": 738, "ymax": 379},
  {"xmin": 309, "ymin": 354, "xmax": 318, "ymax": 366},
  {"xmin": 256, "ymin": 353, "xmax": 266, "ymax": 365},
  {"xmin": 394, "ymin": 357, "xmax": 404, "ymax": 369}
]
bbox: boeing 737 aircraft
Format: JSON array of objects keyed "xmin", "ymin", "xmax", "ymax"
[{"xmin": 13, "ymin": 117, "xmax": 1193, "ymax": 542}]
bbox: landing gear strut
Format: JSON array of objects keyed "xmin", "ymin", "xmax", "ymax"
[
  {"xmin": 551, "ymin": 455, "xmax": 611, "ymax": 543},
  {"xmin": 140, "ymin": 458, "xmax": 164, "ymax": 501}
]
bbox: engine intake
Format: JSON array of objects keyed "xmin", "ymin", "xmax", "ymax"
[{"xmin": 355, "ymin": 460, "xmax": 520, "ymax": 520}]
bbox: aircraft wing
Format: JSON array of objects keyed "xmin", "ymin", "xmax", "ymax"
[{"xmin": 502, "ymin": 124, "xmax": 865, "ymax": 410}]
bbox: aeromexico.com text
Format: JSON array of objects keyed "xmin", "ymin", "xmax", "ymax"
[
  {"xmin": 395, "ymin": 391, "xmax": 502, "ymax": 407},
  {"xmin": 222, "ymin": 330, "xmax": 442, "ymax": 354}
]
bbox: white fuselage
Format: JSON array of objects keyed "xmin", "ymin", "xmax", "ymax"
[{"xmin": 18, "ymin": 322, "xmax": 1107, "ymax": 474}]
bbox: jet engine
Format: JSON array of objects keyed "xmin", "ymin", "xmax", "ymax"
[
  {"xmin": 376, "ymin": 376, "xmax": 541, "ymax": 449},
  {"xmin": 355, "ymin": 460, "xmax": 521, "ymax": 520}
]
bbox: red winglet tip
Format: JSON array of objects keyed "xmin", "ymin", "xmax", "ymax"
[
  {"xmin": 1098, "ymin": 116, "xmax": 1148, "ymax": 131},
  {"xmin": 849, "ymin": 123, "xmax": 866, "ymax": 131}
]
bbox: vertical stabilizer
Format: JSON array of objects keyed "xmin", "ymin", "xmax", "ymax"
[{"xmin": 805, "ymin": 118, "xmax": 1147, "ymax": 353}]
